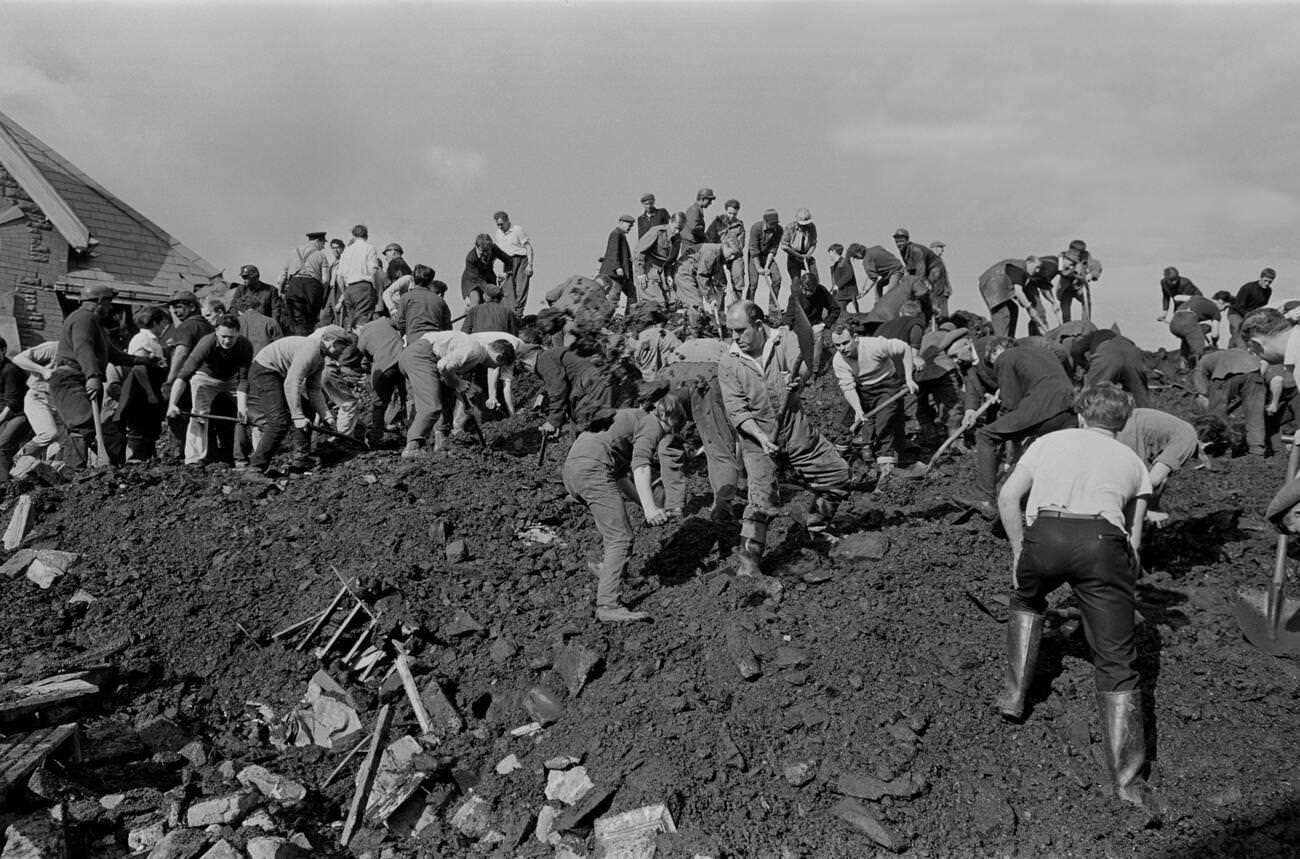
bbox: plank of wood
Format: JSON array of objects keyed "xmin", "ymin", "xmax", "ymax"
[
  {"xmin": 0, "ymin": 723, "xmax": 78, "ymax": 795},
  {"xmin": 318, "ymin": 603, "xmax": 364, "ymax": 660},
  {"xmin": 3, "ymin": 494, "xmax": 33, "ymax": 551},
  {"xmin": 341, "ymin": 704, "xmax": 391, "ymax": 847},
  {"xmin": 393, "ymin": 650, "xmax": 434, "ymax": 737},
  {"xmin": 294, "ymin": 586, "xmax": 349, "ymax": 651},
  {"xmin": 0, "ymin": 673, "xmax": 100, "ymax": 726}
]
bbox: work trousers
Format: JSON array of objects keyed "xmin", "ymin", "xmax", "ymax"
[
  {"xmin": 505, "ymin": 255, "xmax": 530, "ymax": 315},
  {"xmin": 917, "ymin": 372, "xmax": 962, "ymax": 438},
  {"xmin": 1168, "ymin": 311, "xmax": 1209, "ymax": 366},
  {"xmin": 247, "ymin": 363, "xmax": 305, "ymax": 471},
  {"xmin": 931, "ymin": 291, "xmax": 950, "ymax": 322},
  {"xmin": 1011, "ymin": 515, "xmax": 1139, "ymax": 692},
  {"xmin": 116, "ymin": 364, "xmax": 165, "ymax": 460},
  {"xmin": 1209, "ymin": 372, "xmax": 1267, "ymax": 452},
  {"xmin": 785, "ymin": 254, "xmax": 818, "ymax": 286},
  {"xmin": 855, "ymin": 379, "xmax": 906, "ymax": 463},
  {"xmin": 49, "ymin": 367, "xmax": 124, "ymax": 469},
  {"xmin": 1227, "ymin": 311, "xmax": 1244, "ymax": 348},
  {"xmin": 1086, "ymin": 349, "xmax": 1151, "ymax": 409},
  {"xmin": 643, "ymin": 264, "xmax": 675, "ymax": 308},
  {"xmin": 341, "ymin": 281, "xmax": 378, "ymax": 329},
  {"xmin": 604, "ymin": 277, "xmax": 637, "ymax": 316},
  {"xmin": 0, "ymin": 414, "xmax": 32, "ymax": 478},
  {"xmin": 990, "ymin": 301, "xmax": 1019, "ymax": 338},
  {"xmin": 975, "ymin": 407, "xmax": 1076, "ymax": 500},
  {"xmin": 398, "ymin": 344, "xmax": 452, "ymax": 445},
  {"xmin": 185, "ymin": 372, "xmax": 239, "ymax": 464},
  {"xmin": 747, "ymin": 257, "xmax": 783, "ymax": 308},
  {"xmin": 562, "ymin": 443, "xmax": 636, "ymax": 609},
  {"xmin": 1056, "ymin": 281, "xmax": 1088, "ymax": 323},
  {"xmin": 739, "ymin": 423, "xmax": 849, "ymax": 546},
  {"xmin": 283, "ymin": 276, "xmax": 325, "ymax": 336},
  {"xmin": 655, "ymin": 377, "xmax": 741, "ymax": 510},
  {"xmin": 24, "ymin": 388, "xmax": 62, "ymax": 452},
  {"xmin": 369, "ymin": 365, "xmax": 405, "ymax": 441}
]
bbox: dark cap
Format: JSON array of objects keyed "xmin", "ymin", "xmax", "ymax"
[
  {"xmin": 1068, "ymin": 239, "xmax": 1088, "ymax": 252},
  {"xmin": 169, "ymin": 289, "xmax": 200, "ymax": 307},
  {"xmin": 724, "ymin": 198, "xmax": 740, "ymax": 210},
  {"xmin": 383, "ymin": 243, "xmax": 404, "ymax": 255},
  {"xmin": 763, "ymin": 208, "xmax": 779, "ymax": 223},
  {"xmin": 929, "ymin": 240, "xmax": 945, "ymax": 249},
  {"xmin": 306, "ymin": 231, "xmax": 326, "ymax": 241},
  {"xmin": 1262, "ymin": 267, "xmax": 1277, "ymax": 279},
  {"xmin": 239, "ymin": 264, "xmax": 259, "ymax": 279},
  {"xmin": 697, "ymin": 187, "xmax": 716, "ymax": 200},
  {"xmin": 484, "ymin": 282, "xmax": 504, "ymax": 299},
  {"xmin": 640, "ymin": 193, "xmax": 656, "ymax": 204},
  {"xmin": 893, "ymin": 228, "xmax": 910, "ymax": 240},
  {"xmin": 79, "ymin": 283, "xmax": 116, "ymax": 301},
  {"xmin": 618, "ymin": 214, "xmax": 634, "ymax": 224}
]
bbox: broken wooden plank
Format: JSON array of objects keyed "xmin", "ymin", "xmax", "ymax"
[
  {"xmin": 341, "ymin": 704, "xmax": 391, "ymax": 847},
  {"xmin": 318, "ymin": 603, "xmax": 364, "ymax": 660},
  {"xmin": 343, "ymin": 620, "xmax": 377, "ymax": 665},
  {"xmin": 3, "ymin": 495, "xmax": 33, "ymax": 551},
  {"xmin": 321, "ymin": 737, "xmax": 368, "ymax": 789},
  {"xmin": 419, "ymin": 678, "xmax": 464, "ymax": 738},
  {"xmin": 294, "ymin": 586, "xmax": 349, "ymax": 651},
  {"xmin": 0, "ymin": 673, "xmax": 101, "ymax": 729},
  {"xmin": 393, "ymin": 650, "xmax": 434, "ymax": 737},
  {"xmin": 0, "ymin": 723, "xmax": 79, "ymax": 797}
]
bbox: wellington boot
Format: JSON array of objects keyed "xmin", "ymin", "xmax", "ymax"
[
  {"xmin": 995, "ymin": 610, "xmax": 1043, "ymax": 721},
  {"xmin": 400, "ymin": 441, "xmax": 423, "ymax": 460},
  {"xmin": 1098, "ymin": 689, "xmax": 1166, "ymax": 818},
  {"xmin": 732, "ymin": 547, "xmax": 763, "ymax": 578},
  {"xmin": 432, "ymin": 428, "xmax": 449, "ymax": 453}
]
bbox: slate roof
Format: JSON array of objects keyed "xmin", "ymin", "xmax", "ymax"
[{"xmin": 0, "ymin": 109, "xmax": 219, "ymax": 299}]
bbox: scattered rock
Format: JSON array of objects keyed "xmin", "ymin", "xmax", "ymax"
[
  {"xmin": 66, "ymin": 589, "xmax": 96, "ymax": 605},
  {"xmin": 2, "ymin": 817, "xmax": 65, "ymax": 859},
  {"xmin": 495, "ymin": 754, "xmax": 521, "ymax": 775},
  {"xmin": 489, "ymin": 636, "xmax": 517, "ymax": 664},
  {"xmin": 3, "ymin": 495, "xmax": 34, "ymax": 551},
  {"xmin": 594, "ymin": 804, "xmax": 677, "ymax": 859},
  {"xmin": 145, "ymin": 828, "xmax": 209, "ymax": 859},
  {"xmin": 545, "ymin": 766, "xmax": 594, "ymax": 805},
  {"xmin": 450, "ymin": 793, "xmax": 492, "ymax": 838},
  {"xmin": 185, "ymin": 791, "xmax": 259, "ymax": 827},
  {"xmin": 552, "ymin": 642, "xmax": 603, "ymax": 696},
  {"xmin": 544, "ymin": 755, "xmax": 581, "ymax": 770},
  {"xmin": 523, "ymin": 687, "xmax": 564, "ymax": 726},
  {"xmin": 366, "ymin": 735, "xmax": 427, "ymax": 823},
  {"xmin": 242, "ymin": 809, "xmax": 276, "ymax": 831},
  {"xmin": 178, "ymin": 741, "xmax": 208, "ymax": 767},
  {"xmin": 199, "ymin": 840, "xmax": 242, "ymax": 859},
  {"xmin": 245, "ymin": 836, "xmax": 302, "ymax": 859},
  {"xmin": 837, "ymin": 772, "xmax": 888, "ymax": 801},
  {"xmin": 829, "ymin": 532, "xmax": 890, "ymax": 561},
  {"xmin": 443, "ymin": 608, "xmax": 484, "ymax": 636},
  {"xmin": 444, "ymin": 540, "xmax": 468, "ymax": 563},
  {"xmin": 0, "ymin": 548, "xmax": 36, "ymax": 578},
  {"xmin": 535, "ymin": 805, "xmax": 561, "ymax": 845},
  {"xmin": 237, "ymin": 765, "xmax": 307, "ymax": 803},
  {"xmin": 294, "ymin": 671, "xmax": 361, "ymax": 749},
  {"xmin": 25, "ymin": 559, "xmax": 63, "ymax": 589},
  {"xmin": 783, "ymin": 762, "xmax": 815, "ymax": 787},
  {"xmin": 884, "ymin": 772, "xmax": 928, "ymax": 798},
  {"xmin": 126, "ymin": 818, "xmax": 166, "ymax": 854},
  {"xmin": 555, "ymin": 784, "xmax": 618, "ymax": 832},
  {"xmin": 833, "ymin": 797, "xmax": 904, "ymax": 852},
  {"xmin": 773, "ymin": 647, "xmax": 807, "ymax": 669},
  {"xmin": 1208, "ymin": 785, "xmax": 1243, "ymax": 807}
]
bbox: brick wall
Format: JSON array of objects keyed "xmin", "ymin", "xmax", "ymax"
[{"xmin": 0, "ymin": 164, "xmax": 69, "ymax": 346}]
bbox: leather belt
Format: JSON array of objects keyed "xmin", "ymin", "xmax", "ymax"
[{"xmin": 1036, "ymin": 509, "xmax": 1105, "ymax": 520}]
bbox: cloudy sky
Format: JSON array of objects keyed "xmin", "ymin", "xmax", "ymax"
[{"xmin": 3, "ymin": 1, "xmax": 1297, "ymax": 347}]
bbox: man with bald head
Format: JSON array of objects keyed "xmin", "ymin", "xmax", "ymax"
[{"xmin": 718, "ymin": 300, "xmax": 850, "ymax": 578}]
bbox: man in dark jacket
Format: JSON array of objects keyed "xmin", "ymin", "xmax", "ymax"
[
  {"xmin": 50, "ymin": 284, "xmax": 153, "ymax": 468},
  {"xmin": 230, "ymin": 265, "xmax": 285, "ymax": 328},
  {"xmin": 461, "ymin": 234, "xmax": 513, "ymax": 301},
  {"xmin": 1070, "ymin": 329, "xmax": 1151, "ymax": 408},
  {"xmin": 1158, "ymin": 266, "xmax": 1200, "ymax": 322},
  {"xmin": 1230, "ymin": 267, "xmax": 1276, "ymax": 346},
  {"xmin": 600, "ymin": 215, "xmax": 636, "ymax": 312}
]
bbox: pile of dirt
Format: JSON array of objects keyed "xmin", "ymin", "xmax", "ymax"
[{"xmin": 1, "ymin": 370, "xmax": 1299, "ymax": 858}]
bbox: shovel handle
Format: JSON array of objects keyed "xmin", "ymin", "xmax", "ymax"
[
  {"xmin": 1268, "ymin": 436, "xmax": 1300, "ymax": 628},
  {"xmin": 928, "ymin": 393, "xmax": 999, "ymax": 468}
]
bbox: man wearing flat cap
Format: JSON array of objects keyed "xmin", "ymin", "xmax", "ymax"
[
  {"xmin": 636, "ymin": 193, "xmax": 669, "ymax": 239},
  {"xmin": 747, "ymin": 209, "xmax": 784, "ymax": 310},
  {"xmin": 929, "ymin": 241, "xmax": 952, "ymax": 322},
  {"xmin": 1056, "ymin": 239, "xmax": 1101, "ymax": 324},
  {"xmin": 781, "ymin": 208, "xmax": 819, "ymax": 288},
  {"xmin": 706, "ymin": 199, "xmax": 746, "ymax": 300},
  {"xmin": 231, "ymin": 264, "xmax": 284, "ymax": 326},
  {"xmin": 600, "ymin": 215, "xmax": 636, "ymax": 312},
  {"xmin": 279, "ymin": 233, "xmax": 331, "ymax": 336},
  {"xmin": 49, "ymin": 284, "xmax": 154, "ymax": 468},
  {"xmin": 893, "ymin": 228, "xmax": 942, "ymax": 326},
  {"xmin": 162, "ymin": 289, "xmax": 216, "ymax": 454}
]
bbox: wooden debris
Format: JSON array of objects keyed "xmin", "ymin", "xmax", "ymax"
[
  {"xmin": 419, "ymin": 678, "xmax": 464, "ymax": 738},
  {"xmin": 393, "ymin": 650, "xmax": 435, "ymax": 737},
  {"xmin": 341, "ymin": 704, "xmax": 391, "ymax": 847},
  {"xmin": 0, "ymin": 722, "xmax": 79, "ymax": 798},
  {"xmin": 321, "ymin": 738, "xmax": 368, "ymax": 788},
  {"xmin": 318, "ymin": 603, "xmax": 364, "ymax": 660},
  {"xmin": 295, "ymin": 586, "xmax": 348, "ymax": 652},
  {"xmin": 3, "ymin": 494, "xmax": 33, "ymax": 550},
  {"xmin": 0, "ymin": 672, "xmax": 103, "ymax": 729}
]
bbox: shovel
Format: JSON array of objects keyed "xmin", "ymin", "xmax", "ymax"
[
  {"xmin": 89, "ymin": 397, "xmax": 111, "ymax": 469},
  {"xmin": 900, "ymin": 393, "xmax": 999, "ymax": 479},
  {"xmin": 1232, "ymin": 435, "xmax": 1300, "ymax": 655},
  {"xmin": 179, "ymin": 411, "xmax": 371, "ymax": 450}
]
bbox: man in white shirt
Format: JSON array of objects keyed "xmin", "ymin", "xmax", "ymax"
[
  {"xmin": 830, "ymin": 322, "xmax": 918, "ymax": 476},
  {"xmin": 335, "ymin": 224, "xmax": 381, "ymax": 329},
  {"xmin": 995, "ymin": 383, "xmax": 1161, "ymax": 816},
  {"xmin": 493, "ymin": 211, "xmax": 534, "ymax": 316},
  {"xmin": 398, "ymin": 330, "xmax": 516, "ymax": 458}
]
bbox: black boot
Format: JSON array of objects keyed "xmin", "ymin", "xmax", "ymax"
[
  {"xmin": 995, "ymin": 610, "xmax": 1043, "ymax": 720},
  {"xmin": 1098, "ymin": 689, "xmax": 1166, "ymax": 817}
]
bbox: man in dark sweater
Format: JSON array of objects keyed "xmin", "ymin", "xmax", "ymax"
[
  {"xmin": 395, "ymin": 266, "xmax": 452, "ymax": 337},
  {"xmin": 1158, "ymin": 266, "xmax": 1200, "ymax": 322},
  {"xmin": 599, "ymin": 215, "xmax": 636, "ymax": 312},
  {"xmin": 960, "ymin": 339, "xmax": 1077, "ymax": 516},
  {"xmin": 1070, "ymin": 329, "xmax": 1151, "ymax": 408},
  {"xmin": 1230, "ymin": 267, "xmax": 1276, "ymax": 346},
  {"xmin": 49, "ymin": 284, "xmax": 153, "ymax": 468},
  {"xmin": 1168, "ymin": 292, "xmax": 1227, "ymax": 369},
  {"xmin": 166, "ymin": 314, "xmax": 254, "ymax": 466},
  {"xmin": 462, "ymin": 283, "xmax": 520, "ymax": 335}
]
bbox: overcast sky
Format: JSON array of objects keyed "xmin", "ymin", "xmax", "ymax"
[{"xmin": 3, "ymin": 1, "xmax": 1297, "ymax": 348}]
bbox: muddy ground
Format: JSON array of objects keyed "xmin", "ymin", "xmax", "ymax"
[{"xmin": 1, "ymin": 363, "xmax": 1299, "ymax": 858}]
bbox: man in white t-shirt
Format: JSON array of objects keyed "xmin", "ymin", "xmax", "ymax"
[
  {"xmin": 1241, "ymin": 306, "xmax": 1300, "ymax": 390},
  {"xmin": 995, "ymin": 383, "xmax": 1161, "ymax": 816},
  {"xmin": 493, "ymin": 211, "xmax": 534, "ymax": 316}
]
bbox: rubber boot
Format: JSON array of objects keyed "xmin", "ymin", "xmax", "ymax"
[
  {"xmin": 400, "ymin": 440, "xmax": 423, "ymax": 460},
  {"xmin": 1098, "ymin": 689, "xmax": 1166, "ymax": 816},
  {"xmin": 733, "ymin": 541, "xmax": 764, "ymax": 577},
  {"xmin": 432, "ymin": 428, "xmax": 448, "ymax": 453},
  {"xmin": 995, "ymin": 610, "xmax": 1043, "ymax": 721}
]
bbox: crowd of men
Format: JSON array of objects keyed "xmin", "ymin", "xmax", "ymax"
[{"xmin": 6, "ymin": 190, "xmax": 1300, "ymax": 823}]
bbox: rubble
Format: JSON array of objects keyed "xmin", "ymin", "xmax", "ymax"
[
  {"xmin": 545, "ymin": 766, "xmax": 594, "ymax": 805},
  {"xmin": 449, "ymin": 793, "xmax": 492, "ymax": 838},
  {"xmin": 2, "ymin": 817, "xmax": 64, "ymax": 859},
  {"xmin": 833, "ymin": 798, "xmax": 905, "ymax": 852},
  {"xmin": 523, "ymin": 687, "xmax": 564, "ymax": 726},
  {"xmin": 292, "ymin": 671, "xmax": 361, "ymax": 749},
  {"xmin": 593, "ymin": 804, "xmax": 677, "ymax": 859},
  {"xmin": 365, "ymin": 735, "xmax": 427, "ymax": 823},
  {"xmin": 236, "ymin": 765, "xmax": 307, "ymax": 803},
  {"xmin": 829, "ymin": 531, "xmax": 890, "ymax": 561},
  {"xmin": 552, "ymin": 641, "xmax": 603, "ymax": 696},
  {"xmin": 3, "ymin": 494, "xmax": 34, "ymax": 550},
  {"xmin": 185, "ymin": 791, "xmax": 259, "ymax": 826}
]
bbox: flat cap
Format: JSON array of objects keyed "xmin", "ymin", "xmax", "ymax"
[
  {"xmin": 306, "ymin": 231, "xmax": 327, "ymax": 241},
  {"xmin": 795, "ymin": 208, "xmax": 813, "ymax": 225},
  {"xmin": 640, "ymin": 193, "xmax": 656, "ymax": 204},
  {"xmin": 79, "ymin": 283, "xmax": 116, "ymax": 301},
  {"xmin": 169, "ymin": 289, "xmax": 200, "ymax": 307},
  {"xmin": 383, "ymin": 243, "xmax": 404, "ymax": 255},
  {"xmin": 724, "ymin": 198, "xmax": 740, "ymax": 209},
  {"xmin": 763, "ymin": 208, "xmax": 780, "ymax": 223},
  {"xmin": 239, "ymin": 264, "xmax": 259, "ymax": 279},
  {"xmin": 893, "ymin": 228, "xmax": 910, "ymax": 239},
  {"xmin": 697, "ymin": 187, "xmax": 716, "ymax": 200},
  {"xmin": 618, "ymin": 214, "xmax": 635, "ymax": 224}
]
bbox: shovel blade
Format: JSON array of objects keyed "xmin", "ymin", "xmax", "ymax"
[{"xmin": 1231, "ymin": 590, "xmax": 1300, "ymax": 655}]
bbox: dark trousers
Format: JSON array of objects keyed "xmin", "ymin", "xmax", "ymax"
[
  {"xmin": 247, "ymin": 363, "xmax": 305, "ymax": 471},
  {"xmin": 605, "ymin": 276, "xmax": 637, "ymax": 313},
  {"xmin": 975, "ymin": 407, "xmax": 1076, "ymax": 499},
  {"xmin": 1169, "ymin": 311, "xmax": 1209, "ymax": 366},
  {"xmin": 855, "ymin": 379, "xmax": 906, "ymax": 461},
  {"xmin": 785, "ymin": 254, "xmax": 818, "ymax": 286},
  {"xmin": 1011, "ymin": 516, "xmax": 1139, "ymax": 692},
  {"xmin": 49, "ymin": 367, "xmax": 125, "ymax": 468},
  {"xmin": 369, "ymin": 365, "xmax": 405, "ymax": 441},
  {"xmin": 917, "ymin": 372, "xmax": 961, "ymax": 437},
  {"xmin": 342, "ymin": 281, "xmax": 378, "ymax": 329},
  {"xmin": 0, "ymin": 415, "xmax": 32, "ymax": 478},
  {"xmin": 1210, "ymin": 372, "xmax": 1267, "ymax": 452},
  {"xmin": 990, "ymin": 301, "xmax": 1019, "ymax": 338},
  {"xmin": 117, "ymin": 364, "xmax": 165, "ymax": 459},
  {"xmin": 284, "ymin": 277, "xmax": 325, "ymax": 336}
]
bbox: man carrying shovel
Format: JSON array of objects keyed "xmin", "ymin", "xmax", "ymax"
[
  {"xmin": 166, "ymin": 314, "xmax": 254, "ymax": 467},
  {"xmin": 829, "ymin": 321, "xmax": 918, "ymax": 481}
]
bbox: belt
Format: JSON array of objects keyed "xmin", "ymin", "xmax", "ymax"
[
  {"xmin": 1036, "ymin": 509, "xmax": 1106, "ymax": 520},
  {"xmin": 54, "ymin": 358, "xmax": 82, "ymax": 371}
]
